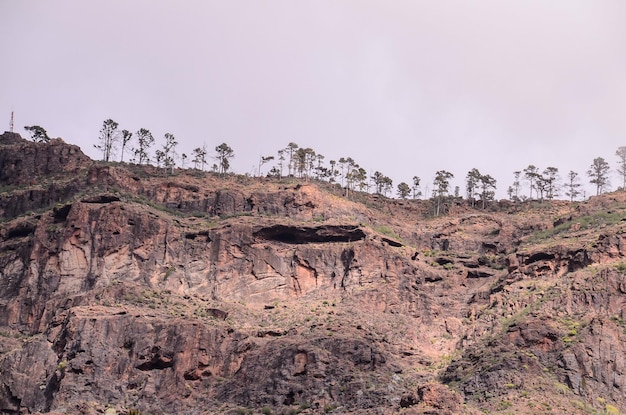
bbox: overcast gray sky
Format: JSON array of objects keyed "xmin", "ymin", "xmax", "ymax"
[{"xmin": 1, "ymin": 1, "xmax": 625, "ymax": 199}]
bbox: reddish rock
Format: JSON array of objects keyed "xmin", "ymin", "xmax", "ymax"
[{"xmin": 1, "ymin": 133, "xmax": 626, "ymax": 414}]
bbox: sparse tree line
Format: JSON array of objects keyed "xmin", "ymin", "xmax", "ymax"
[
  {"xmin": 507, "ymin": 155, "xmax": 617, "ymax": 203},
  {"xmin": 245, "ymin": 141, "xmax": 624, "ymax": 214},
  {"xmin": 21, "ymin": 121, "xmax": 626, "ymax": 214},
  {"xmin": 90, "ymin": 119, "xmax": 234, "ymax": 177},
  {"xmin": 260, "ymin": 142, "xmax": 402, "ymax": 200}
]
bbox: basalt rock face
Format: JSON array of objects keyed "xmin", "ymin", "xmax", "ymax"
[
  {"xmin": 0, "ymin": 199, "xmax": 426, "ymax": 414},
  {"xmin": 0, "ymin": 134, "xmax": 92, "ymax": 219},
  {"xmin": 0, "ymin": 134, "xmax": 90, "ymax": 186},
  {"xmin": 1, "ymin": 133, "xmax": 626, "ymax": 414}
]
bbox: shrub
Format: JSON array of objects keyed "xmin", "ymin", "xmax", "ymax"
[
  {"xmin": 554, "ymin": 382, "xmax": 569, "ymax": 394},
  {"xmin": 606, "ymin": 403, "xmax": 620, "ymax": 415},
  {"xmin": 164, "ymin": 266, "xmax": 176, "ymax": 280},
  {"xmin": 324, "ymin": 403, "xmax": 338, "ymax": 413},
  {"xmin": 498, "ymin": 400, "xmax": 512, "ymax": 410}
]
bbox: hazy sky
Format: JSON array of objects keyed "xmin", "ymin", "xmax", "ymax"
[{"xmin": 1, "ymin": 1, "xmax": 625, "ymax": 199}]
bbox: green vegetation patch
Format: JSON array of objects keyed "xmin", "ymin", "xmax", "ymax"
[
  {"xmin": 529, "ymin": 209, "xmax": 626, "ymax": 243},
  {"xmin": 373, "ymin": 225, "xmax": 401, "ymax": 240},
  {"xmin": 615, "ymin": 262, "xmax": 626, "ymax": 273}
]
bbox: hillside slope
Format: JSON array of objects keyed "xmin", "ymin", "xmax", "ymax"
[{"xmin": 0, "ymin": 132, "xmax": 625, "ymax": 415}]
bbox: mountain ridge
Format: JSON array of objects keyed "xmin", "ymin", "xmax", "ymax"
[{"xmin": 0, "ymin": 132, "xmax": 625, "ymax": 414}]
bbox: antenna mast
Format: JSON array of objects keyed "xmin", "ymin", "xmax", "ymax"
[{"xmin": 9, "ymin": 111, "xmax": 14, "ymax": 132}]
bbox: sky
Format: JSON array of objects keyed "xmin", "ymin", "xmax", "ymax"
[{"xmin": 1, "ymin": 1, "xmax": 625, "ymax": 199}]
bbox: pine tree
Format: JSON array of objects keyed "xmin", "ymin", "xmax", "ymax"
[
  {"xmin": 134, "ymin": 128, "xmax": 154, "ymax": 165},
  {"xmin": 587, "ymin": 157, "xmax": 610, "ymax": 195},
  {"xmin": 397, "ymin": 182, "xmax": 411, "ymax": 199},
  {"xmin": 215, "ymin": 143, "xmax": 234, "ymax": 175},
  {"xmin": 565, "ymin": 171, "xmax": 582, "ymax": 201},
  {"xmin": 120, "ymin": 129, "xmax": 132, "ymax": 162},
  {"xmin": 523, "ymin": 165, "xmax": 539, "ymax": 199},
  {"xmin": 412, "ymin": 176, "xmax": 422, "ymax": 199},
  {"xmin": 433, "ymin": 170, "xmax": 454, "ymax": 216},
  {"xmin": 615, "ymin": 146, "xmax": 626, "ymax": 190},
  {"xmin": 192, "ymin": 146, "xmax": 207, "ymax": 170},
  {"xmin": 162, "ymin": 133, "xmax": 178, "ymax": 175},
  {"xmin": 466, "ymin": 168, "xmax": 481, "ymax": 207},
  {"xmin": 95, "ymin": 119, "xmax": 119, "ymax": 162},
  {"xmin": 24, "ymin": 125, "xmax": 50, "ymax": 143}
]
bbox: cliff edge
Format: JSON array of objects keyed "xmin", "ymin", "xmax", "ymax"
[{"xmin": 1, "ymin": 132, "xmax": 625, "ymax": 414}]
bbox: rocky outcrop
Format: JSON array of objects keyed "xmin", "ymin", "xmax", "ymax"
[
  {"xmin": 1, "ymin": 133, "xmax": 626, "ymax": 414},
  {"xmin": 218, "ymin": 335, "xmax": 389, "ymax": 410},
  {"xmin": 0, "ymin": 197, "xmax": 417, "ymax": 333},
  {"xmin": 0, "ymin": 304, "xmax": 249, "ymax": 414},
  {"xmin": 400, "ymin": 383, "xmax": 465, "ymax": 415},
  {"xmin": 0, "ymin": 133, "xmax": 92, "ymax": 219},
  {"xmin": 0, "ymin": 134, "xmax": 90, "ymax": 186}
]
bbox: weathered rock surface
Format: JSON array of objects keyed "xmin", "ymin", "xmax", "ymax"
[{"xmin": 1, "ymin": 133, "xmax": 626, "ymax": 414}]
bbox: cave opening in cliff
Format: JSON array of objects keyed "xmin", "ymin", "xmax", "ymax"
[{"xmin": 253, "ymin": 225, "xmax": 366, "ymax": 244}]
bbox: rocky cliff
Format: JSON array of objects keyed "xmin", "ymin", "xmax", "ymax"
[{"xmin": 0, "ymin": 132, "xmax": 625, "ymax": 414}]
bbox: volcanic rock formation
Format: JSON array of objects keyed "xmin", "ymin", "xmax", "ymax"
[{"xmin": 0, "ymin": 132, "xmax": 625, "ymax": 414}]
